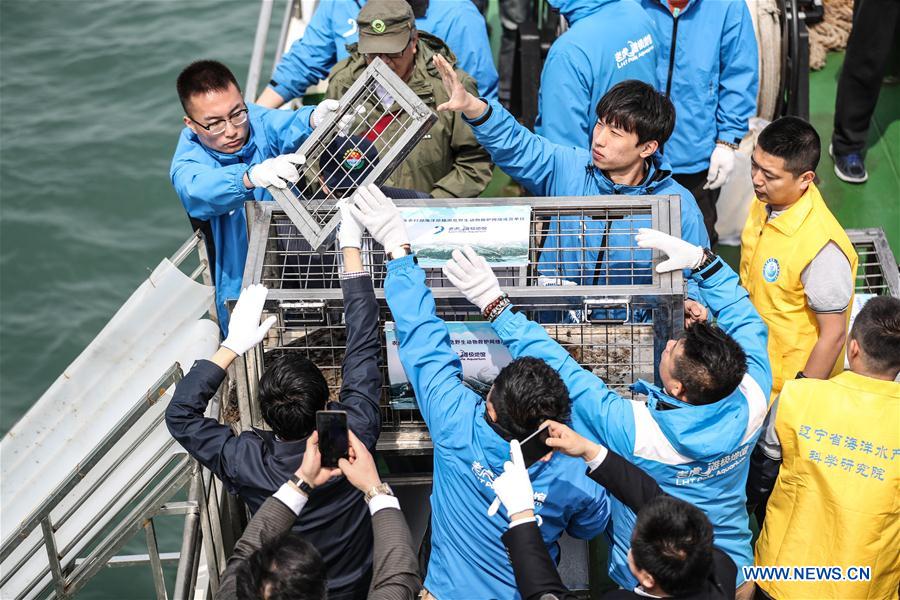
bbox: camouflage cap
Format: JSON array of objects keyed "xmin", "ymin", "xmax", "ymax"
[{"xmin": 357, "ymin": 0, "xmax": 415, "ymax": 55}]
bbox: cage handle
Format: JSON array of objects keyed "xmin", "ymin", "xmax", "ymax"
[
  {"xmin": 582, "ymin": 298, "xmax": 630, "ymax": 324},
  {"xmin": 276, "ymin": 300, "xmax": 328, "ymax": 325}
]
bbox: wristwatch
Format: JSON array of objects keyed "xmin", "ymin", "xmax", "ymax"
[
  {"xmin": 692, "ymin": 248, "xmax": 717, "ymax": 272},
  {"xmin": 289, "ymin": 473, "xmax": 314, "ymax": 497},
  {"xmin": 364, "ymin": 482, "xmax": 394, "ymax": 503}
]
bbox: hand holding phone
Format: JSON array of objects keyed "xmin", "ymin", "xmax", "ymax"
[{"xmin": 316, "ymin": 410, "xmax": 349, "ymax": 468}]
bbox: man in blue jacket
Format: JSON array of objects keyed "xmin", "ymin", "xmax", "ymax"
[
  {"xmin": 641, "ymin": 0, "xmax": 758, "ymax": 245},
  {"xmin": 441, "ymin": 230, "xmax": 772, "ymax": 599},
  {"xmin": 535, "ymin": 0, "xmax": 659, "ymax": 149},
  {"xmin": 433, "ymin": 60, "xmax": 708, "ymax": 306},
  {"xmin": 349, "ymin": 184, "xmax": 611, "ymax": 600},
  {"xmin": 165, "ymin": 213, "xmax": 382, "ymax": 600},
  {"xmin": 170, "ymin": 60, "xmax": 337, "ymax": 333},
  {"xmin": 256, "ymin": 0, "xmax": 498, "ymax": 108}
]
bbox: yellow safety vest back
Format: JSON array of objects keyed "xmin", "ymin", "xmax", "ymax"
[
  {"xmin": 739, "ymin": 183, "xmax": 858, "ymax": 397},
  {"xmin": 755, "ymin": 371, "xmax": 900, "ymax": 599}
]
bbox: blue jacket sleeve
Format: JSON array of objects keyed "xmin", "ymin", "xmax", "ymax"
[
  {"xmin": 335, "ymin": 275, "xmax": 382, "ymax": 451},
  {"xmin": 384, "ymin": 255, "xmax": 479, "ymax": 446},
  {"xmin": 692, "ymin": 257, "xmax": 772, "ymax": 399},
  {"xmin": 534, "ymin": 45, "xmax": 591, "ymax": 147},
  {"xmin": 715, "ymin": 1, "xmax": 758, "ymax": 143},
  {"xmin": 445, "ymin": 6, "xmax": 499, "ymax": 102},
  {"xmin": 259, "ymin": 105, "xmax": 316, "ymax": 155},
  {"xmin": 267, "ymin": 3, "xmax": 340, "ymax": 101},
  {"xmin": 170, "ymin": 133, "xmax": 253, "ymax": 220},
  {"xmin": 489, "ymin": 307, "xmax": 634, "ymax": 453},
  {"xmin": 164, "ymin": 360, "xmax": 241, "ymax": 482},
  {"xmin": 465, "ymin": 101, "xmax": 581, "ymax": 197},
  {"xmin": 565, "ymin": 481, "xmax": 610, "ymax": 540}
]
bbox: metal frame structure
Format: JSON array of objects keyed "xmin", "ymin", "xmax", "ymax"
[
  {"xmin": 237, "ymin": 196, "xmax": 686, "ymax": 452},
  {"xmin": 847, "ymin": 227, "xmax": 900, "ymax": 298}
]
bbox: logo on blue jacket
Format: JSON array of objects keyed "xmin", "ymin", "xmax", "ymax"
[{"xmin": 763, "ymin": 258, "xmax": 780, "ymax": 283}]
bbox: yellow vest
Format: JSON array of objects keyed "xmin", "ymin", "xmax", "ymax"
[
  {"xmin": 739, "ymin": 183, "xmax": 858, "ymax": 397},
  {"xmin": 755, "ymin": 372, "xmax": 900, "ymax": 599}
]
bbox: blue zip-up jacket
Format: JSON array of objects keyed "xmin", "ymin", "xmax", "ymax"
[
  {"xmin": 535, "ymin": 0, "xmax": 659, "ymax": 148},
  {"xmin": 269, "ymin": 0, "xmax": 498, "ymax": 102},
  {"xmin": 170, "ymin": 103, "xmax": 314, "ymax": 333},
  {"xmin": 384, "ymin": 255, "xmax": 610, "ymax": 600},
  {"xmin": 466, "ymin": 101, "xmax": 709, "ymax": 302},
  {"xmin": 641, "ymin": 0, "xmax": 758, "ymax": 173},
  {"xmin": 490, "ymin": 256, "xmax": 772, "ymax": 588}
]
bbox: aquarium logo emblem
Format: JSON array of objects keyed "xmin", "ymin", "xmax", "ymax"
[
  {"xmin": 763, "ymin": 258, "xmax": 780, "ymax": 283},
  {"xmin": 431, "ymin": 225, "xmax": 446, "ymax": 235}
]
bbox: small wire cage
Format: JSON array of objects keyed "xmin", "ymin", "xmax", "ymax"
[
  {"xmin": 238, "ymin": 197, "xmax": 685, "ymax": 451},
  {"xmin": 847, "ymin": 228, "xmax": 899, "ymax": 298},
  {"xmin": 268, "ymin": 58, "xmax": 437, "ymax": 250}
]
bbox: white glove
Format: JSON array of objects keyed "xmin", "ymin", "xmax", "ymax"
[
  {"xmin": 337, "ymin": 199, "xmax": 363, "ymax": 249},
  {"xmin": 443, "ymin": 245, "xmax": 503, "ymax": 312},
  {"xmin": 487, "ymin": 440, "xmax": 535, "ymax": 517},
  {"xmin": 636, "ymin": 228, "xmax": 705, "ymax": 273},
  {"xmin": 337, "ymin": 105, "xmax": 366, "ymax": 135},
  {"xmin": 221, "ymin": 284, "xmax": 277, "ymax": 355},
  {"xmin": 247, "ymin": 153, "xmax": 306, "ymax": 190},
  {"xmin": 704, "ymin": 144, "xmax": 735, "ymax": 190},
  {"xmin": 311, "ymin": 99, "xmax": 340, "ymax": 128},
  {"xmin": 349, "ymin": 183, "xmax": 410, "ymax": 253}
]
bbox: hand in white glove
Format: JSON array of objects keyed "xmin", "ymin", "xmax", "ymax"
[
  {"xmin": 337, "ymin": 199, "xmax": 364, "ymax": 249},
  {"xmin": 442, "ymin": 245, "xmax": 503, "ymax": 312},
  {"xmin": 311, "ymin": 99, "xmax": 340, "ymax": 128},
  {"xmin": 247, "ymin": 153, "xmax": 306, "ymax": 190},
  {"xmin": 349, "ymin": 183, "xmax": 410, "ymax": 253},
  {"xmin": 487, "ymin": 440, "xmax": 535, "ymax": 518},
  {"xmin": 704, "ymin": 144, "xmax": 735, "ymax": 190},
  {"xmin": 337, "ymin": 105, "xmax": 366, "ymax": 135},
  {"xmin": 636, "ymin": 228, "xmax": 705, "ymax": 273},
  {"xmin": 221, "ymin": 284, "xmax": 277, "ymax": 355}
]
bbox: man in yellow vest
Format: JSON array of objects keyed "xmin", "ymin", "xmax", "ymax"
[
  {"xmin": 740, "ymin": 117, "xmax": 858, "ymax": 399},
  {"xmin": 751, "ymin": 295, "xmax": 900, "ymax": 599}
]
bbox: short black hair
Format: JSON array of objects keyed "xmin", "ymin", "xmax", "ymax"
[
  {"xmin": 631, "ymin": 495, "xmax": 714, "ymax": 596},
  {"xmin": 489, "ymin": 356, "xmax": 571, "ymax": 440},
  {"xmin": 673, "ymin": 322, "xmax": 747, "ymax": 405},
  {"xmin": 595, "ymin": 80, "xmax": 676, "ymax": 146},
  {"xmin": 757, "ymin": 116, "xmax": 821, "ymax": 176},
  {"xmin": 177, "ymin": 60, "xmax": 240, "ymax": 112},
  {"xmin": 258, "ymin": 351, "xmax": 330, "ymax": 440},
  {"xmin": 850, "ymin": 296, "xmax": 900, "ymax": 375},
  {"xmin": 234, "ymin": 532, "xmax": 327, "ymax": 600}
]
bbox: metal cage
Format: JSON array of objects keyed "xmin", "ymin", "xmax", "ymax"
[
  {"xmin": 237, "ymin": 196, "xmax": 686, "ymax": 452},
  {"xmin": 847, "ymin": 228, "xmax": 899, "ymax": 298},
  {"xmin": 268, "ymin": 58, "xmax": 437, "ymax": 249}
]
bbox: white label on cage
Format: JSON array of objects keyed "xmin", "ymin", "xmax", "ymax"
[
  {"xmin": 384, "ymin": 321, "xmax": 513, "ymax": 410},
  {"xmin": 399, "ymin": 206, "xmax": 531, "ymax": 268}
]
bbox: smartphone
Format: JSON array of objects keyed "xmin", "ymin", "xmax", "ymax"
[
  {"xmin": 519, "ymin": 423, "xmax": 552, "ymax": 468},
  {"xmin": 316, "ymin": 410, "xmax": 349, "ymax": 468}
]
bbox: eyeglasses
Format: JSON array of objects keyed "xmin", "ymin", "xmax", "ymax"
[{"xmin": 189, "ymin": 107, "xmax": 249, "ymax": 136}]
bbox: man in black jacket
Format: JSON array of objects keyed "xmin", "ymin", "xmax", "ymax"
[
  {"xmin": 492, "ymin": 421, "xmax": 736, "ymax": 600},
  {"xmin": 165, "ymin": 207, "xmax": 380, "ymax": 600}
]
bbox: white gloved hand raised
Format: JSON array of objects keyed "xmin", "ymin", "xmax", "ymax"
[
  {"xmin": 704, "ymin": 144, "xmax": 736, "ymax": 190},
  {"xmin": 487, "ymin": 440, "xmax": 535, "ymax": 517},
  {"xmin": 247, "ymin": 153, "xmax": 306, "ymax": 190},
  {"xmin": 337, "ymin": 199, "xmax": 364, "ymax": 249},
  {"xmin": 349, "ymin": 183, "xmax": 410, "ymax": 253},
  {"xmin": 310, "ymin": 99, "xmax": 340, "ymax": 128},
  {"xmin": 443, "ymin": 245, "xmax": 503, "ymax": 312},
  {"xmin": 221, "ymin": 284, "xmax": 277, "ymax": 355},
  {"xmin": 636, "ymin": 228, "xmax": 705, "ymax": 273}
]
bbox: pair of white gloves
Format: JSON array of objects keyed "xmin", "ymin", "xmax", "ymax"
[{"xmin": 246, "ymin": 99, "xmax": 345, "ymax": 191}]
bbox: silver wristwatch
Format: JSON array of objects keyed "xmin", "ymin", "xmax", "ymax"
[{"xmin": 364, "ymin": 482, "xmax": 394, "ymax": 503}]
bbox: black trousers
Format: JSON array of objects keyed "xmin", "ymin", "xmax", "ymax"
[
  {"xmin": 673, "ymin": 170, "xmax": 721, "ymax": 247},
  {"xmin": 832, "ymin": 0, "xmax": 900, "ymax": 155}
]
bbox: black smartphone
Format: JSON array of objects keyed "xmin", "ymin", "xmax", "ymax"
[
  {"xmin": 316, "ymin": 410, "xmax": 349, "ymax": 468},
  {"xmin": 519, "ymin": 423, "xmax": 552, "ymax": 468}
]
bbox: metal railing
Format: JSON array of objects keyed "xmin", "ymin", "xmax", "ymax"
[{"xmin": 847, "ymin": 228, "xmax": 900, "ymax": 298}]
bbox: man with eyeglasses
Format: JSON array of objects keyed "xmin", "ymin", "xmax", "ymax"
[
  {"xmin": 323, "ymin": 0, "xmax": 492, "ymax": 199},
  {"xmin": 170, "ymin": 59, "xmax": 338, "ymax": 333}
]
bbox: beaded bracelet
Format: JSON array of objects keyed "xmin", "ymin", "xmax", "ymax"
[
  {"xmin": 481, "ymin": 293, "xmax": 508, "ymax": 319},
  {"xmin": 485, "ymin": 297, "xmax": 511, "ymax": 322},
  {"xmin": 716, "ymin": 139, "xmax": 739, "ymax": 150}
]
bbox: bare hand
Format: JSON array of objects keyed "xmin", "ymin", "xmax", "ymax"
[
  {"xmin": 297, "ymin": 431, "xmax": 341, "ymax": 488},
  {"xmin": 338, "ymin": 430, "xmax": 382, "ymax": 492},
  {"xmin": 433, "ymin": 54, "xmax": 484, "ymax": 117},
  {"xmin": 684, "ymin": 299, "xmax": 708, "ymax": 328},
  {"xmin": 543, "ymin": 420, "xmax": 602, "ymax": 462}
]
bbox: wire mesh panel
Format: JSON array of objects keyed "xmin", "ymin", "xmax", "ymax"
[
  {"xmin": 240, "ymin": 197, "xmax": 686, "ymax": 451},
  {"xmin": 267, "ymin": 58, "xmax": 437, "ymax": 250},
  {"xmin": 847, "ymin": 228, "xmax": 899, "ymax": 298}
]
